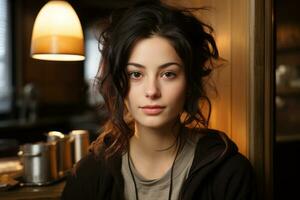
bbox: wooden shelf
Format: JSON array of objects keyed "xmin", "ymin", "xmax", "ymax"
[
  {"xmin": 276, "ymin": 85, "xmax": 300, "ymax": 96},
  {"xmin": 276, "ymin": 134, "xmax": 300, "ymax": 143}
]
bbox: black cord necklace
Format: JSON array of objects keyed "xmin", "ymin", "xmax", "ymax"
[{"xmin": 127, "ymin": 143, "xmax": 180, "ymax": 200}]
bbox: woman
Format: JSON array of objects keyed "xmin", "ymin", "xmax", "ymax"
[{"xmin": 62, "ymin": 1, "xmax": 256, "ymax": 200}]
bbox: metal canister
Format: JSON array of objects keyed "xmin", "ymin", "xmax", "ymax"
[
  {"xmin": 47, "ymin": 131, "xmax": 73, "ymax": 177},
  {"xmin": 69, "ymin": 130, "xmax": 90, "ymax": 163},
  {"xmin": 18, "ymin": 142, "xmax": 58, "ymax": 185}
]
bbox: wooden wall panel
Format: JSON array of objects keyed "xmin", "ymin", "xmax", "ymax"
[{"xmin": 230, "ymin": 0, "xmax": 250, "ymax": 157}]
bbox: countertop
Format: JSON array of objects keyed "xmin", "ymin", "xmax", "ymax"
[
  {"xmin": 1, "ymin": 180, "xmax": 65, "ymax": 200},
  {"xmin": 0, "ymin": 157, "xmax": 66, "ymax": 200}
]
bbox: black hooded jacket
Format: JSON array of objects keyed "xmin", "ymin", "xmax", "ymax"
[{"xmin": 61, "ymin": 129, "xmax": 256, "ymax": 200}]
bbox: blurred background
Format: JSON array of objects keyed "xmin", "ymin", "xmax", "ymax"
[
  {"xmin": 275, "ymin": 0, "xmax": 300, "ymax": 199},
  {"xmin": 0, "ymin": 0, "xmax": 123, "ymax": 151},
  {"xmin": 0, "ymin": 0, "xmax": 299, "ymax": 199}
]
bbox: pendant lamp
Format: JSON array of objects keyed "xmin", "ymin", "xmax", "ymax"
[{"xmin": 30, "ymin": 0, "xmax": 85, "ymax": 61}]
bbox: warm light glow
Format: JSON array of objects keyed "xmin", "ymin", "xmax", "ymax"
[
  {"xmin": 31, "ymin": 1, "xmax": 84, "ymax": 61},
  {"xmin": 32, "ymin": 54, "xmax": 85, "ymax": 61}
]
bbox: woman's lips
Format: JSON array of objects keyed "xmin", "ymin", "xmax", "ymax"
[{"xmin": 140, "ymin": 105, "xmax": 165, "ymax": 115}]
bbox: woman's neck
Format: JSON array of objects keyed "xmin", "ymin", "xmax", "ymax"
[
  {"xmin": 128, "ymin": 122, "xmax": 181, "ymax": 179},
  {"xmin": 131, "ymin": 122, "xmax": 180, "ymax": 154}
]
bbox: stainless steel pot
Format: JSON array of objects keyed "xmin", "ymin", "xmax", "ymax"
[{"xmin": 18, "ymin": 142, "xmax": 58, "ymax": 185}]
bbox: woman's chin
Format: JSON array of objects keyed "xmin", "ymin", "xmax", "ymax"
[{"xmin": 135, "ymin": 117, "xmax": 178, "ymax": 130}]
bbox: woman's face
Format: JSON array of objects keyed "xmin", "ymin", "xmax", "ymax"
[{"xmin": 125, "ymin": 36, "xmax": 186, "ymax": 129}]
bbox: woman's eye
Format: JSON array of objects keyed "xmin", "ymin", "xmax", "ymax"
[
  {"xmin": 162, "ymin": 72, "xmax": 176, "ymax": 79},
  {"xmin": 128, "ymin": 71, "xmax": 142, "ymax": 79}
]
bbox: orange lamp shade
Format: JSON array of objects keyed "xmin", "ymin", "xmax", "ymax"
[{"xmin": 30, "ymin": 1, "xmax": 85, "ymax": 61}]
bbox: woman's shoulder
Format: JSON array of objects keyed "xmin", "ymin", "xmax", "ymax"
[
  {"xmin": 186, "ymin": 127, "xmax": 235, "ymax": 148},
  {"xmin": 213, "ymin": 152, "xmax": 256, "ymax": 198},
  {"xmin": 71, "ymin": 147, "xmax": 123, "ymax": 179},
  {"xmin": 181, "ymin": 128, "xmax": 256, "ymax": 199},
  {"xmin": 216, "ymin": 150, "xmax": 254, "ymax": 175},
  {"xmin": 188, "ymin": 128, "xmax": 255, "ymax": 193},
  {"xmin": 187, "ymin": 127, "xmax": 253, "ymax": 172},
  {"xmin": 70, "ymin": 152, "xmax": 104, "ymax": 179},
  {"xmin": 62, "ymin": 147, "xmax": 123, "ymax": 199},
  {"xmin": 61, "ymin": 152, "xmax": 104, "ymax": 200}
]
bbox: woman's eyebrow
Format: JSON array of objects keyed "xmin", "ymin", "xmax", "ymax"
[{"xmin": 127, "ymin": 62, "xmax": 182, "ymax": 69}]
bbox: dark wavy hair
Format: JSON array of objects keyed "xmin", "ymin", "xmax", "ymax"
[{"xmin": 90, "ymin": 1, "xmax": 219, "ymax": 159}]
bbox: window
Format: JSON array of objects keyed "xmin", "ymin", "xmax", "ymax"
[
  {"xmin": 84, "ymin": 26, "xmax": 103, "ymax": 106},
  {"xmin": 0, "ymin": 0, "xmax": 12, "ymax": 113}
]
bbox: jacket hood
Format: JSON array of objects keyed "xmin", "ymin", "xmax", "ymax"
[
  {"xmin": 190, "ymin": 128, "xmax": 239, "ymax": 174},
  {"xmin": 178, "ymin": 128, "xmax": 240, "ymax": 199}
]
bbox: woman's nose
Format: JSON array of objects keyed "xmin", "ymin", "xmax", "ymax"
[{"xmin": 144, "ymin": 77, "xmax": 161, "ymax": 99}]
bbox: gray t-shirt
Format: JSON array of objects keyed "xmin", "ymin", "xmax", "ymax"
[{"xmin": 122, "ymin": 134, "xmax": 200, "ymax": 200}]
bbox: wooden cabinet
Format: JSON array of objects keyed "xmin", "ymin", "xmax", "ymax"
[
  {"xmin": 274, "ymin": 0, "xmax": 300, "ymax": 199},
  {"xmin": 275, "ymin": 0, "xmax": 300, "ymax": 136}
]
